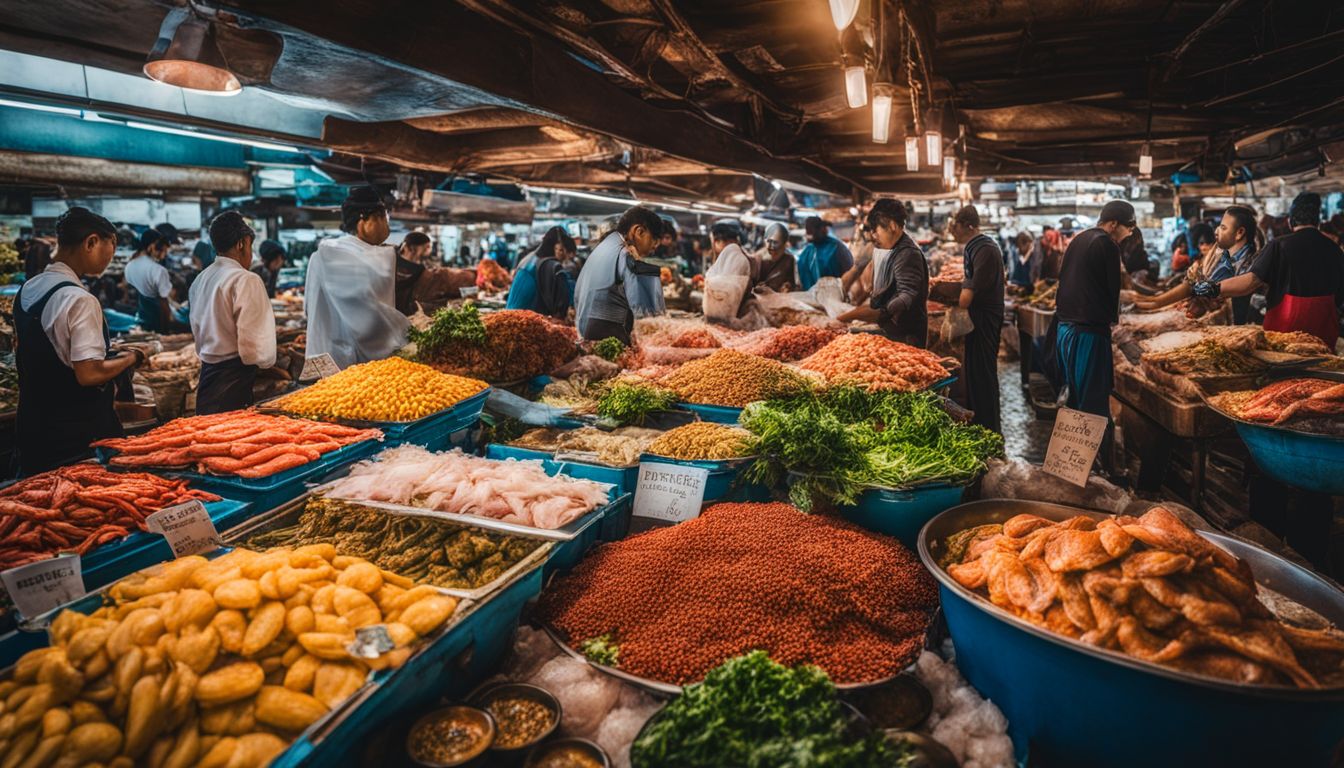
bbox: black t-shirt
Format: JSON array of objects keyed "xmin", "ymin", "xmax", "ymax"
[
  {"xmin": 870, "ymin": 233, "xmax": 929, "ymax": 347},
  {"xmin": 962, "ymin": 234, "xmax": 1005, "ymax": 325},
  {"xmin": 1249, "ymin": 228, "xmax": 1344, "ymax": 310},
  {"xmin": 1056, "ymin": 228, "xmax": 1121, "ymax": 331}
]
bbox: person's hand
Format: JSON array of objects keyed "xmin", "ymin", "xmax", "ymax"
[
  {"xmin": 1190, "ymin": 280, "xmax": 1221, "ymax": 299},
  {"xmin": 115, "ymin": 342, "xmax": 154, "ymax": 367}
]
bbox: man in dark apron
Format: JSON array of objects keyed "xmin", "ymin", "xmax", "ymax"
[
  {"xmin": 837, "ymin": 199, "xmax": 929, "ymax": 348},
  {"xmin": 188, "ymin": 212, "xmax": 277, "ymax": 414},
  {"xmin": 15, "ymin": 207, "xmax": 145, "ymax": 476}
]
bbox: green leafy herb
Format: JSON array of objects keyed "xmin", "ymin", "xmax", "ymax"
[
  {"xmin": 631, "ymin": 651, "xmax": 910, "ymax": 768},
  {"xmin": 593, "ymin": 337, "xmax": 625, "ymax": 362},
  {"xmin": 596, "ymin": 382, "xmax": 677, "ymax": 426},
  {"xmin": 409, "ymin": 303, "xmax": 487, "ymax": 360},
  {"xmin": 578, "ymin": 633, "xmax": 620, "ymax": 666}
]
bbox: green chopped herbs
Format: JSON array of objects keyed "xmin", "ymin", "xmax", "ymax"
[
  {"xmin": 410, "ymin": 303, "xmax": 488, "ymax": 359},
  {"xmin": 743, "ymin": 387, "xmax": 1003, "ymax": 511},
  {"xmin": 578, "ymin": 633, "xmax": 620, "ymax": 666},
  {"xmin": 596, "ymin": 382, "xmax": 677, "ymax": 426},
  {"xmin": 630, "ymin": 652, "xmax": 910, "ymax": 768},
  {"xmin": 593, "ymin": 337, "xmax": 625, "ymax": 362}
]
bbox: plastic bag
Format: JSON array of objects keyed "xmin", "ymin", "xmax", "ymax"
[
  {"xmin": 941, "ymin": 307, "xmax": 975, "ymax": 342},
  {"xmin": 702, "ymin": 273, "xmax": 749, "ymax": 322}
]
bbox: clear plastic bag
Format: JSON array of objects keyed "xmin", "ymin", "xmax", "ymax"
[
  {"xmin": 941, "ymin": 307, "xmax": 975, "ymax": 342},
  {"xmin": 702, "ymin": 273, "xmax": 749, "ymax": 322}
]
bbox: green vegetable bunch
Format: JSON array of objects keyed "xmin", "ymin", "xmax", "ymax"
[
  {"xmin": 631, "ymin": 651, "xmax": 908, "ymax": 768},
  {"xmin": 743, "ymin": 387, "xmax": 1003, "ymax": 511},
  {"xmin": 578, "ymin": 633, "xmax": 620, "ymax": 666},
  {"xmin": 409, "ymin": 303, "xmax": 487, "ymax": 359},
  {"xmin": 596, "ymin": 381, "xmax": 677, "ymax": 426},
  {"xmin": 593, "ymin": 337, "xmax": 625, "ymax": 362}
]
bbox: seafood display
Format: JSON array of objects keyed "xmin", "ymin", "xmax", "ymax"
[
  {"xmin": 646, "ymin": 422, "xmax": 752, "ymax": 461},
  {"xmin": 799, "ymin": 333, "xmax": 949, "ymax": 391},
  {"xmin": 93, "ymin": 412, "xmax": 381, "ymax": 478},
  {"xmin": 942, "ymin": 507, "xmax": 1344, "ymax": 688},
  {"xmin": 415, "ymin": 306, "xmax": 579, "ymax": 382},
  {"xmin": 508, "ymin": 426, "xmax": 660, "ymax": 467},
  {"xmin": 722, "ymin": 325, "xmax": 840, "ymax": 361},
  {"xmin": 272, "ymin": 357, "xmax": 486, "ymax": 422},
  {"xmin": 659, "ymin": 349, "xmax": 810, "ymax": 407},
  {"xmin": 1209, "ymin": 378, "xmax": 1344, "ymax": 436}
]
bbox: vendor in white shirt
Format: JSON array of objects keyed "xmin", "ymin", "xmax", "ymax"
[
  {"xmin": 124, "ymin": 228, "xmax": 175, "ymax": 332},
  {"xmin": 702, "ymin": 220, "xmax": 756, "ymax": 322},
  {"xmin": 14, "ymin": 207, "xmax": 146, "ymax": 476},
  {"xmin": 304, "ymin": 186, "xmax": 409, "ymax": 368},
  {"xmin": 189, "ymin": 212, "xmax": 277, "ymax": 414}
]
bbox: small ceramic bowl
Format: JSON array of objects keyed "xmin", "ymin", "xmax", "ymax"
[
  {"xmin": 405, "ymin": 705, "xmax": 496, "ymax": 767},
  {"xmin": 468, "ymin": 682, "xmax": 562, "ymax": 753},
  {"xmin": 524, "ymin": 737, "xmax": 611, "ymax": 768}
]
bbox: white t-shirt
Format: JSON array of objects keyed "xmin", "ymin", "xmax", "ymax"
[
  {"xmin": 19, "ymin": 262, "xmax": 106, "ymax": 368},
  {"xmin": 189, "ymin": 257, "xmax": 277, "ymax": 368},
  {"xmin": 124, "ymin": 254, "xmax": 172, "ymax": 299}
]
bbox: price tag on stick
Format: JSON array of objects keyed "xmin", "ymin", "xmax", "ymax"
[
  {"xmin": 300, "ymin": 353, "xmax": 341, "ymax": 382},
  {"xmin": 633, "ymin": 461, "xmax": 710, "ymax": 524},
  {"xmin": 146, "ymin": 500, "xmax": 220, "ymax": 557},
  {"xmin": 1041, "ymin": 407, "xmax": 1110, "ymax": 488},
  {"xmin": 1, "ymin": 554, "xmax": 85, "ymax": 621}
]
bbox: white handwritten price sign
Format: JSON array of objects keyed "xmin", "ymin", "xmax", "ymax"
[
  {"xmin": 300, "ymin": 353, "xmax": 341, "ymax": 382},
  {"xmin": 1042, "ymin": 407, "xmax": 1110, "ymax": 488},
  {"xmin": 146, "ymin": 500, "xmax": 220, "ymax": 557},
  {"xmin": 1, "ymin": 554, "xmax": 84, "ymax": 620},
  {"xmin": 633, "ymin": 462, "xmax": 710, "ymax": 525}
]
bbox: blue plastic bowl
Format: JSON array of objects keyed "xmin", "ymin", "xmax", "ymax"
[
  {"xmin": 1233, "ymin": 420, "xmax": 1344, "ymax": 495},
  {"xmin": 837, "ymin": 483, "xmax": 966, "ymax": 548},
  {"xmin": 920, "ymin": 499, "xmax": 1344, "ymax": 768}
]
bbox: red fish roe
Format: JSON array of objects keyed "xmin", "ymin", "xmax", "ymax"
[{"xmin": 537, "ymin": 502, "xmax": 938, "ymax": 685}]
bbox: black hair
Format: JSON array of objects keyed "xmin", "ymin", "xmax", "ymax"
[
  {"xmin": 615, "ymin": 206, "xmax": 663, "ymax": 239},
  {"xmin": 340, "ymin": 186, "xmax": 387, "ymax": 233},
  {"xmin": 865, "ymin": 199, "xmax": 908, "ymax": 231},
  {"xmin": 258, "ymin": 239, "xmax": 286, "ymax": 264},
  {"xmin": 136, "ymin": 229, "xmax": 164, "ymax": 253},
  {"xmin": 1289, "ymin": 192, "xmax": 1321, "ymax": 227},
  {"xmin": 536, "ymin": 226, "xmax": 576, "ymax": 260},
  {"xmin": 1189, "ymin": 223, "xmax": 1216, "ymax": 247},
  {"xmin": 710, "ymin": 221, "xmax": 741, "ymax": 243},
  {"xmin": 804, "ymin": 216, "xmax": 826, "ymax": 234},
  {"xmin": 953, "ymin": 205, "xmax": 980, "ymax": 229},
  {"xmin": 55, "ymin": 206, "xmax": 116, "ymax": 248},
  {"xmin": 208, "ymin": 211, "xmax": 255, "ymax": 255},
  {"xmin": 1224, "ymin": 206, "xmax": 1261, "ymax": 251},
  {"xmin": 403, "ymin": 231, "xmax": 432, "ymax": 249}
]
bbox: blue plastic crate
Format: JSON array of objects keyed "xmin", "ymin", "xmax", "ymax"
[
  {"xmin": 378, "ymin": 388, "xmax": 491, "ymax": 448},
  {"xmin": 486, "ymin": 443, "xmax": 640, "ymax": 496},
  {"xmin": 545, "ymin": 492, "xmax": 631, "ymax": 574},
  {"xmin": 599, "ymin": 494, "xmax": 634, "ymax": 542},
  {"xmin": 81, "ymin": 498, "xmax": 253, "ymax": 591},
  {"xmin": 184, "ymin": 438, "xmax": 384, "ymax": 512},
  {"xmin": 676, "ymin": 401, "xmax": 743, "ymax": 424},
  {"xmin": 837, "ymin": 483, "xmax": 967, "ymax": 548}
]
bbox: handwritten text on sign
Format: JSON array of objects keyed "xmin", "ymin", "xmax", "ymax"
[
  {"xmin": 300, "ymin": 353, "xmax": 341, "ymax": 382},
  {"xmin": 633, "ymin": 462, "xmax": 710, "ymax": 524},
  {"xmin": 1042, "ymin": 407, "xmax": 1110, "ymax": 488},
  {"xmin": 1, "ymin": 554, "xmax": 84, "ymax": 620},
  {"xmin": 146, "ymin": 500, "xmax": 220, "ymax": 557}
]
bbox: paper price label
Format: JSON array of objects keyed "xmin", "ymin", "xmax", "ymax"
[
  {"xmin": 1, "ymin": 554, "xmax": 84, "ymax": 620},
  {"xmin": 348, "ymin": 625, "xmax": 395, "ymax": 658},
  {"xmin": 633, "ymin": 462, "xmax": 710, "ymax": 524},
  {"xmin": 146, "ymin": 500, "xmax": 220, "ymax": 557},
  {"xmin": 1042, "ymin": 407, "xmax": 1110, "ymax": 488},
  {"xmin": 300, "ymin": 353, "xmax": 341, "ymax": 382}
]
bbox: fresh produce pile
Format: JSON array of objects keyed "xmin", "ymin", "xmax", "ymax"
[
  {"xmin": 647, "ymin": 422, "xmax": 752, "ymax": 461},
  {"xmin": 322, "ymin": 446, "xmax": 610, "ymax": 529},
  {"xmin": 800, "ymin": 334, "xmax": 949, "ymax": 391},
  {"xmin": 724, "ymin": 325, "xmax": 840, "ymax": 361},
  {"xmin": 943, "ymin": 507, "xmax": 1344, "ymax": 688},
  {"xmin": 631, "ymin": 652, "xmax": 907, "ymax": 768},
  {"xmin": 273, "ymin": 357, "xmax": 486, "ymax": 422},
  {"xmin": 669, "ymin": 328, "xmax": 720, "ymax": 349},
  {"xmin": 661, "ymin": 349, "xmax": 810, "ymax": 407},
  {"xmin": 93, "ymin": 412, "xmax": 381, "ymax": 478},
  {"xmin": 0, "ymin": 353, "xmax": 17, "ymax": 412},
  {"xmin": 248, "ymin": 497, "xmax": 539, "ymax": 590},
  {"xmin": 415, "ymin": 307, "xmax": 578, "ymax": 382},
  {"xmin": 0, "ymin": 545, "xmax": 457, "ymax": 768},
  {"xmin": 596, "ymin": 381, "xmax": 678, "ymax": 426},
  {"xmin": 743, "ymin": 387, "xmax": 1003, "ymax": 510},
  {"xmin": 1209, "ymin": 378, "xmax": 1344, "ymax": 436},
  {"xmin": 0, "ymin": 465, "xmax": 220, "ymax": 570},
  {"xmin": 1142, "ymin": 339, "xmax": 1262, "ymax": 376},
  {"xmin": 1026, "ymin": 281, "xmax": 1057, "ymax": 310},
  {"xmin": 538, "ymin": 502, "xmax": 938, "ymax": 685},
  {"xmin": 509, "ymin": 426, "xmax": 660, "ymax": 467}
]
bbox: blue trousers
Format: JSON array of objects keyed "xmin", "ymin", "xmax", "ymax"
[{"xmin": 1056, "ymin": 322, "xmax": 1112, "ymax": 419}]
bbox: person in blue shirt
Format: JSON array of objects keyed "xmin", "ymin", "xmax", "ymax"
[
  {"xmin": 507, "ymin": 226, "xmax": 575, "ymax": 319},
  {"xmin": 795, "ymin": 216, "xmax": 853, "ymax": 291},
  {"xmin": 1134, "ymin": 206, "xmax": 1260, "ymax": 322}
]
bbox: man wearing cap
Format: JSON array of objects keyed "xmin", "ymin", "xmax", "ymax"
[
  {"xmin": 304, "ymin": 186, "xmax": 409, "ymax": 368},
  {"xmin": 1055, "ymin": 200, "xmax": 1134, "ymax": 424},
  {"xmin": 795, "ymin": 216, "xmax": 853, "ymax": 291},
  {"xmin": 190, "ymin": 212, "xmax": 277, "ymax": 414},
  {"xmin": 703, "ymin": 220, "xmax": 755, "ymax": 322},
  {"xmin": 124, "ymin": 228, "xmax": 174, "ymax": 331},
  {"xmin": 252, "ymin": 239, "xmax": 286, "ymax": 299}
]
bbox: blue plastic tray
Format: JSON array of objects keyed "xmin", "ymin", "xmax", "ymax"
[
  {"xmin": 675, "ymin": 402, "xmax": 744, "ymax": 424},
  {"xmin": 362, "ymin": 388, "xmax": 491, "ymax": 449},
  {"xmin": 81, "ymin": 498, "xmax": 253, "ymax": 591},
  {"xmin": 837, "ymin": 483, "xmax": 966, "ymax": 548},
  {"xmin": 546, "ymin": 492, "xmax": 632, "ymax": 575},
  {"xmin": 486, "ymin": 443, "xmax": 641, "ymax": 496},
  {"xmin": 1232, "ymin": 420, "xmax": 1344, "ymax": 495},
  {"xmin": 183, "ymin": 438, "xmax": 384, "ymax": 512},
  {"xmin": 600, "ymin": 494, "xmax": 634, "ymax": 542}
]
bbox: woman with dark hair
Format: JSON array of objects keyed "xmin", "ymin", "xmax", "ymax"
[{"xmin": 506, "ymin": 226, "xmax": 575, "ymax": 319}]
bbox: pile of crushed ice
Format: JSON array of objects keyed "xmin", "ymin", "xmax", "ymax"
[{"xmin": 913, "ymin": 646, "xmax": 1016, "ymax": 768}]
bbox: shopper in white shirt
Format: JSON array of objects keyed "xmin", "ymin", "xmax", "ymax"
[
  {"xmin": 190, "ymin": 212, "xmax": 277, "ymax": 414},
  {"xmin": 702, "ymin": 220, "xmax": 755, "ymax": 322},
  {"xmin": 15, "ymin": 207, "xmax": 146, "ymax": 475},
  {"xmin": 124, "ymin": 228, "xmax": 175, "ymax": 331}
]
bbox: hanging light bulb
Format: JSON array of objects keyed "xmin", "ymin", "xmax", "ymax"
[
  {"xmin": 143, "ymin": 8, "xmax": 241, "ymax": 95},
  {"xmin": 904, "ymin": 132, "xmax": 920, "ymax": 172},
  {"xmin": 924, "ymin": 130, "xmax": 942, "ymax": 167},
  {"xmin": 829, "ymin": 0, "xmax": 860, "ymax": 31},
  {"xmin": 844, "ymin": 65, "xmax": 868, "ymax": 109},
  {"xmin": 1138, "ymin": 142, "xmax": 1153, "ymax": 178},
  {"xmin": 943, "ymin": 156, "xmax": 956, "ymax": 186},
  {"xmin": 871, "ymin": 85, "xmax": 893, "ymax": 143}
]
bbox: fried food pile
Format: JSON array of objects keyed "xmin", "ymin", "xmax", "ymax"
[
  {"xmin": 1210, "ymin": 378, "xmax": 1344, "ymax": 434},
  {"xmin": 944, "ymin": 507, "xmax": 1344, "ymax": 688}
]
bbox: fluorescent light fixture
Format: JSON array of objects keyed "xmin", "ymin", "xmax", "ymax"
[
  {"xmin": 122, "ymin": 120, "xmax": 301, "ymax": 153},
  {"xmin": 924, "ymin": 130, "xmax": 942, "ymax": 166},
  {"xmin": 904, "ymin": 134, "xmax": 920, "ymax": 172},
  {"xmin": 523, "ymin": 186, "xmax": 739, "ymax": 215},
  {"xmin": 1138, "ymin": 142, "xmax": 1153, "ymax": 177},
  {"xmin": 844, "ymin": 66, "xmax": 867, "ymax": 109},
  {"xmin": 0, "ymin": 98, "xmax": 82, "ymax": 116},
  {"xmin": 871, "ymin": 90, "xmax": 892, "ymax": 143},
  {"xmin": 829, "ymin": 0, "xmax": 860, "ymax": 30}
]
